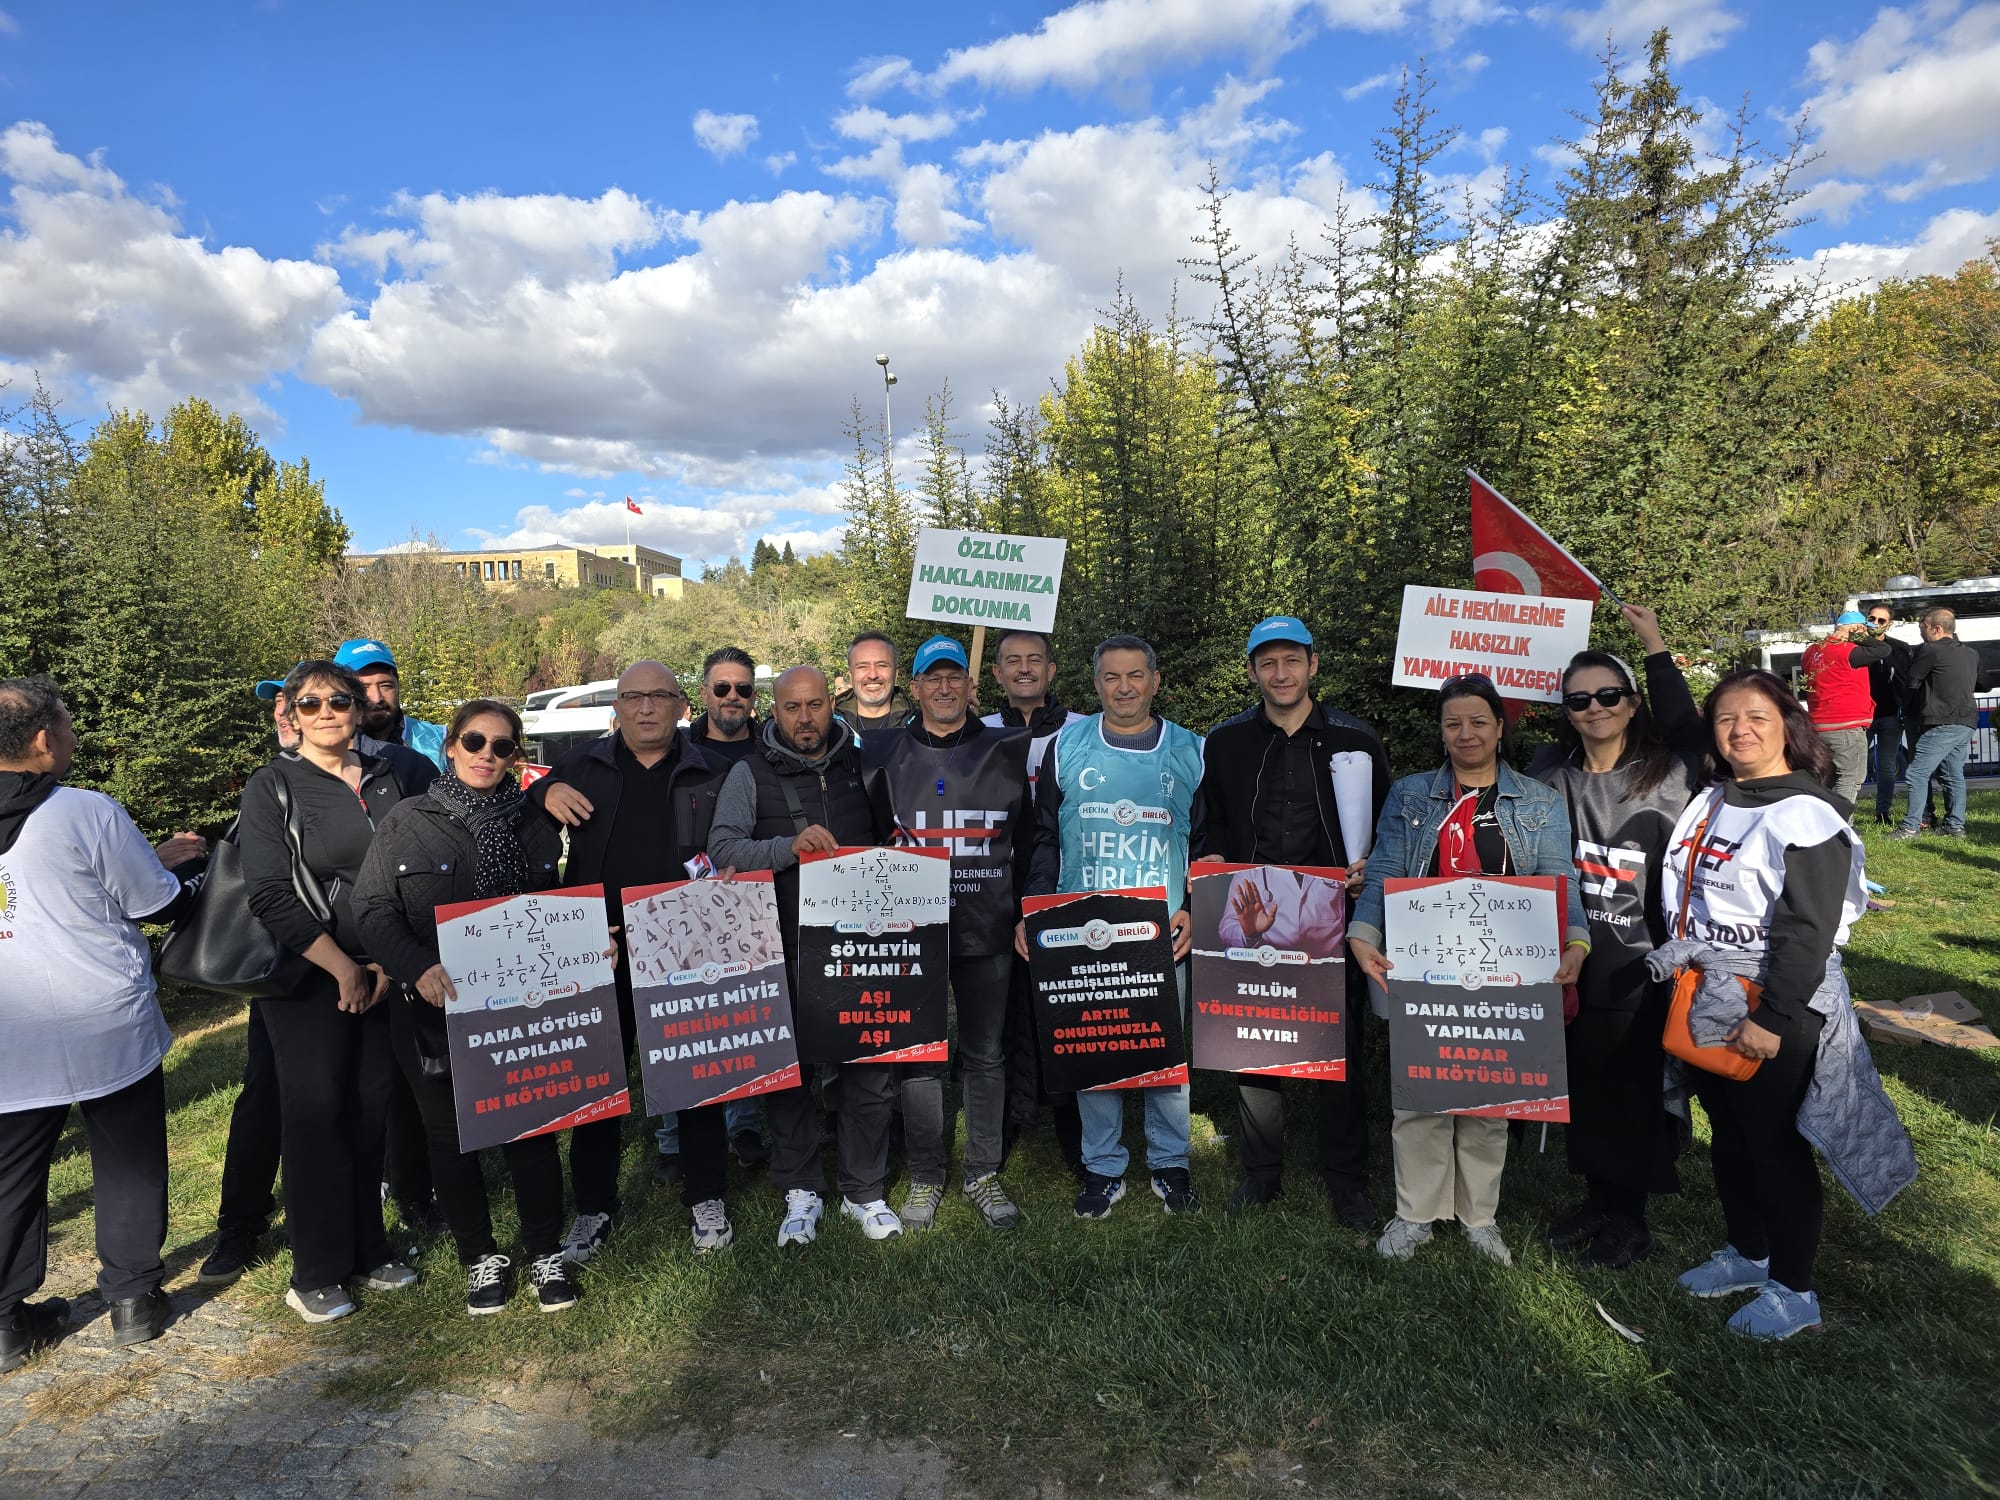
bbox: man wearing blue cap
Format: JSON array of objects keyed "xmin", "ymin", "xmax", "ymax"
[
  {"xmin": 333, "ymin": 640, "xmax": 449, "ymax": 772},
  {"xmin": 1800, "ymin": 612, "xmax": 1894, "ymax": 813},
  {"xmin": 868, "ymin": 635, "xmax": 1034, "ymax": 1230},
  {"xmin": 1193, "ymin": 617, "xmax": 1390, "ymax": 1229}
]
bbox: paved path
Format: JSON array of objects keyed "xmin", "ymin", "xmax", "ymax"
[{"xmin": 0, "ymin": 1286, "xmax": 954, "ymax": 1499}]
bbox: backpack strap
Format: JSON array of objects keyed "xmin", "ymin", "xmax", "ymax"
[{"xmin": 778, "ymin": 777, "xmax": 811, "ymax": 835}]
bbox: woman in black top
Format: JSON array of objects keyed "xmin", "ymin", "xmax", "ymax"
[
  {"xmin": 353, "ymin": 700, "xmax": 577, "ymax": 1316},
  {"xmin": 1530, "ymin": 604, "xmax": 1706, "ymax": 1268},
  {"xmin": 239, "ymin": 660, "xmax": 414, "ymax": 1324}
]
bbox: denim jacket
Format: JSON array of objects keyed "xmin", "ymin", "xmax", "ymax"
[{"xmin": 1350, "ymin": 761, "xmax": 1590, "ymax": 951}]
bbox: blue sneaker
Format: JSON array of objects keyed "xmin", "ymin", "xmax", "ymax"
[
  {"xmin": 1677, "ymin": 1244, "xmax": 1770, "ymax": 1299},
  {"xmin": 1072, "ymin": 1174, "xmax": 1125, "ymax": 1220},
  {"xmin": 1727, "ymin": 1281, "xmax": 1822, "ymax": 1341}
]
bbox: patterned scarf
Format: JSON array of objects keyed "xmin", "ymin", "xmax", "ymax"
[{"xmin": 426, "ymin": 771, "xmax": 528, "ymax": 898}]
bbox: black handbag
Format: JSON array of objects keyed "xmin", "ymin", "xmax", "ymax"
[{"xmin": 158, "ymin": 772, "xmax": 334, "ymax": 999}]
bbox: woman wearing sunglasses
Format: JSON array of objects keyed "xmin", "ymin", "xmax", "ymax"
[
  {"xmin": 1349, "ymin": 674, "xmax": 1589, "ymax": 1266},
  {"xmin": 1529, "ymin": 603, "xmax": 1708, "ymax": 1269},
  {"xmin": 238, "ymin": 660, "xmax": 417, "ymax": 1323},
  {"xmin": 354, "ymin": 700, "xmax": 575, "ymax": 1316}
]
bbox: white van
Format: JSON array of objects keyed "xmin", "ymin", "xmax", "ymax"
[{"xmin": 520, "ymin": 679, "xmax": 619, "ymax": 766}]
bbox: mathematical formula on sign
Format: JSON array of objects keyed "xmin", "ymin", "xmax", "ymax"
[
  {"xmin": 797, "ymin": 847, "xmax": 951, "ymax": 929},
  {"xmin": 436, "ymin": 890, "xmax": 615, "ymax": 1014},
  {"xmin": 1383, "ymin": 877, "xmax": 1560, "ymax": 988}
]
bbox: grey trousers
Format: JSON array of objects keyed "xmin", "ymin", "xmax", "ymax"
[{"xmin": 1823, "ymin": 727, "xmax": 1868, "ymax": 811}]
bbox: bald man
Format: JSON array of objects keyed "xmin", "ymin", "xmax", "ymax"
[
  {"xmin": 709, "ymin": 665, "xmax": 901, "ymax": 1247},
  {"xmin": 530, "ymin": 660, "xmax": 731, "ymax": 1260}
]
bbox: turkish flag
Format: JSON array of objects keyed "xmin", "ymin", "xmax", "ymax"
[
  {"xmin": 625, "ymin": 496, "xmax": 643, "ymax": 515},
  {"xmin": 1469, "ymin": 470, "xmax": 1602, "ymax": 603}
]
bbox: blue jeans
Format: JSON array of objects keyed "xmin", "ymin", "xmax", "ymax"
[
  {"xmin": 656, "ymin": 1097, "xmax": 765, "ymax": 1154},
  {"xmin": 1869, "ymin": 714, "xmax": 1906, "ymax": 821},
  {"xmin": 1076, "ymin": 965, "xmax": 1190, "ymax": 1178},
  {"xmin": 1897, "ymin": 724, "xmax": 1973, "ymax": 833}
]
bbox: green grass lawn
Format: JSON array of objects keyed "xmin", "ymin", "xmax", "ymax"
[{"xmin": 40, "ymin": 791, "xmax": 2000, "ymax": 1498}]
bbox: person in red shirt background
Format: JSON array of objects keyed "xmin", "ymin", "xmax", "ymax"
[{"xmin": 1800, "ymin": 610, "xmax": 1894, "ymax": 814}]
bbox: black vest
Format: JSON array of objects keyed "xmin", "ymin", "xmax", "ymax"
[{"xmin": 744, "ymin": 739, "xmax": 885, "ymax": 942}]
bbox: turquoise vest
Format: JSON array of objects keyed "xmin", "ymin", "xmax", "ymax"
[{"xmin": 1050, "ymin": 714, "xmax": 1204, "ymax": 910}]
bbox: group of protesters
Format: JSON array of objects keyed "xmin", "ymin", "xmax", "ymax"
[{"xmin": 0, "ymin": 598, "xmax": 1931, "ymax": 1372}]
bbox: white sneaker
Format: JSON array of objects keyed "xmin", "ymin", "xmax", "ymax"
[
  {"xmin": 1464, "ymin": 1223, "xmax": 1513, "ymax": 1266},
  {"xmin": 1376, "ymin": 1216, "xmax": 1435, "ymax": 1261},
  {"xmin": 690, "ymin": 1198, "xmax": 734, "ymax": 1254},
  {"xmin": 559, "ymin": 1211, "xmax": 613, "ymax": 1265},
  {"xmin": 840, "ymin": 1197, "xmax": 904, "ymax": 1241},
  {"xmin": 777, "ymin": 1189, "xmax": 823, "ymax": 1248}
]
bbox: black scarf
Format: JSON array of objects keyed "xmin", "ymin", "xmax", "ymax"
[
  {"xmin": 0, "ymin": 771, "xmax": 58, "ymax": 856},
  {"xmin": 426, "ymin": 771, "xmax": 528, "ymax": 898}
]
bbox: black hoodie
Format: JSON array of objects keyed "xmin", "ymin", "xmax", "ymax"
[{"xmin": 0, "ymin": 770, "xmax": 57, "ymax": 856}]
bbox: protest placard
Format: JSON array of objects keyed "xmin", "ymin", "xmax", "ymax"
[
  {"xmin": 1390, "ymin": 584, "xmax": 1594, "ymax": 704},
  {"xmin": 435, "ymin": 885, "xmax": 630, "ymax": 1151},
  {"xmin": 1023, "ymin": 887, "xmax": 1186, "ymax": 1092},
  {"xmin": 795, "ymin": 845, "xmax": 951, "ymax": 1063},
  {"xmin": 1381, "ymin": 874, "xmax": 1569, "ymax": 1119},
  {"xmin": 622, "ymin": 873, "xmax": 802, "ymax": 1116},
  {"xmin": 1189, "ymin": 864, "xmax": 1348, "ymax": 1080},
  {"xmin": 905, "ymin": 527, "xmax": 1067, "ymax": 633}
]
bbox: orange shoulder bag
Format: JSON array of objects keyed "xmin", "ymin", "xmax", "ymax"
[{"xmin": 1662, "ymin": 792, "xmax": 1764, "ymax": 1081}]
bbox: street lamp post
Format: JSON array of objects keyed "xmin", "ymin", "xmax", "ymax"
[{"xmin": 875, "ymin": 352, "xmax": 897, "ymax": 453}]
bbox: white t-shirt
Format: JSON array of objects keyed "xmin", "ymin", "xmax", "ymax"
[
  {"xmin": 0, "ymin": 786, "xmax": 181, "ymax": 1109},
  {"xmin": 982, "ymin": 709, "xmax": 1084, "ymax": 803}
]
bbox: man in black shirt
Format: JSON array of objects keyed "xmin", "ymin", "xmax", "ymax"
[
  {"xmin": 836, "ymin": 631, "xmax": 912, "ymax": 740},
  {"xmin": 532, "ymin": 661, "xmax": 728, "ymax": 1257},
  {"xmin": 1893, "ymin": 608, "xmax": 1986, "ymax": 839},
  {"xmin": 1194, "ymin": 617, "xmax": 1390, "ymax": 1231},
  {"xmin": 1860, "ymin": 606, "xmax": 1911, "ymax": 824}
]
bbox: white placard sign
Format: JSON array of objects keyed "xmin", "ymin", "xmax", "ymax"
[
  {"xmin": 1381, "ymin": 877, "xmax": 1563, "ymax": 987},
  {"xmin": 796, "ymin": 845, "xmax": 952, "ymax": 932},
  {"xmin": 905, "ymin": 527, "xmax": 1067, "ymax": 633},
  {"xmin": 1391, "ymin": 584, "xmax": 1594, "ymax": 704}
]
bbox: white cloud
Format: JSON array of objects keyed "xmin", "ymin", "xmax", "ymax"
[
  {"xmin": 0, "ymin": 121, "xmax": 345, "ymax": 421},
  {"xmin": 834, "ymin": 106, "xmax": 967, "ymax": 144},
  {"xmin": 1531, "ymin": 0, "xmax": 1742, "ymax": 62},
  {"xmin": 892, "ymin": 164, "xmax": 981, "ymax": 247},
  {"xmin": 1794, "ymin": 178, "xmax": 1871, "ymax": 225},
  {"xmin": 692, "ymin": 110, "xmax": 759, "ymax": 159},
  {"xmin": 763, "ymin": 524, "xmax": 848, "ymax": 556},
  {"xmin": 927, "ymin": 0, "xmax": 1407, "ymax": 94},
  {"xmin": 1776, "ymin": 204, "xmax": 2000, "ymax": 299},
  {"xmin": 1799, "ymin": 3, "xmax": 2000, "ymax": 198},
  {"xmin": 0, "ymin": 11, "xmax": 17, "ymax": 38},
  {"xmin": 323, "ymin": 187, "xmax": 664, "ymax": 294},
  {"xmin": 847, "ymin": 56, "xmax": 917, "ymax": 98},
  {"xmin": 463, "ymin": 479, "xmax": 851, "ymax": 561},
  {"xmin": 764, "ymin": 151, "xmax": 798, "ymax": 175},
  {"xmin": 1342, "ymin": 70, "xmax": 1397, "ymax": 100}
]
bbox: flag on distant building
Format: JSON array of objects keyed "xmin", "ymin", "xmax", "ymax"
[{"xmin": 626, "ymin": 497, "xmax": 644, "ymax": 515}]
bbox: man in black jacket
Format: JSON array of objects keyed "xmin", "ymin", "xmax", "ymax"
[
  {"xmin": 709, "ymin": 666, "xmax": 900, "ymax": 1247},
  {"xmin": 530, "ymin": 660, "xmax": 727, "ymax": 1257},
  {"xmin": 1860, "ymin": 606, "xmax": 1911, "ymax": 824},
  {"xmin": 1194, "ymin": 617, "xmax": 1389, "ymax": 1231},
  {"xmin": 1892, "ymin": 609, "xmax": 1986, "ymax": 839}
]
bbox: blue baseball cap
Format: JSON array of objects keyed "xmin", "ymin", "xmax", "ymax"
[
  {"xmin": 333, "ymin": 638, "xmax": 398, "ymax": 674},
  {"xmin": 1835, "ymin": 610, "xmax": 1867, "ymax": 626},
  {"xmin": 252, "ymin": 665, "xmax": 303, "ymax": 701},
  {"xmin": 1246, "ymin": 616, "xmax": 1314, "ymax": 656},
  {"xmin": 912, "ymin": 635, "xmax": 969, "ymax": 675}
]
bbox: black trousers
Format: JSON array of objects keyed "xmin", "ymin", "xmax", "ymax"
[
  {"xmin": 0, "ymin": 1067, "xmax": 167, "ymax": 1315},
  {"xmin": 1565, "ymin": 982, "xmax": 1680, "ymax": 1222},
  {"xmin": 258, "ymin": 978, "xmax": 394, "ymax": 1291},
  {"xmin": 1236, "ymin": 984, "xmax": 1370, "ymax": 1192},
  {"xmin": 1002, "ymin": 955, "xmax": 1084, "ymax": 1169},
  {"xmin": 217, "ymin": 996, "xmax": 432, "ymax": 1237},
  {"xmin": 389, "ymin": 1000, "xmax": 566, "ymax": 1264},
  {"xmin": 567, "ymin": 981, "xmax": 638, "ymax": 1219},
  {"xmin": 1692, "ymin": 1010, "xmax": 1826, "ymax": 1292},
  {"xmin": 767, "ymin": 1062, "xmax": 896, "ymax": 1203}
]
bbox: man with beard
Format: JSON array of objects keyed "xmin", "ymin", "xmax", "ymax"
[
  {"xmin": 871, "ymin": 636, "xmax": 1033, "ymax": 1231},
  {"xmin": 656, "ymin": 645, "xmax": 770, "ymax": 1182},
  {"xmin": 835, "ymin": 632, "xmax": 912, "ymax": 741},
  {"xmin": 709, "ymin": 667, "xmax": 902, "ymax": 1245},
  {"xmin": 1193, "ymin": 617, "xmax": 1388, "ymax": 1231},
  {"xmin": 335, "ymin": 640, "xmax": 449, "ymax": 771}
]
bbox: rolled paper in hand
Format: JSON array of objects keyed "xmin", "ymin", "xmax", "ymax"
[{"xmin": 1330, "ymin": 750, "xmax": 1375, "ymax": 863}]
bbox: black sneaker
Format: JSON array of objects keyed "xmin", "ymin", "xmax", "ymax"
[
  {"xmin": 109, "ymin": 1288, "xmax": 174, "ymax": 1348},
  {"xmin": 652, "ymin": 1151, "xmax": 684, "ymax": 1187},
  {"xmin": 1545, "ymin": 1202, "xmax": 1613, "ymax": 1254},
  {"xmin": 0, "ymin": 1297, "xmax": 69, "ymax": 1373},
  {"xmin": 1329, "ymin": 1186, "xmax": 1374, "ymax": 1233},
  {"xmin": 197, "ymin": 1231, "xmax": 262, "ymax": 1286},
  {"xmin": 729, "ymin": 1129, "xmax": 771, "ymax": 1168},
  {"xmin": 528, "ymin": 1253, "xmax": 579, "ymax": 1312},
  {"xmin": 1587, "ymin": 1217, "xmax": 1657, "ymax": 1270},
  {"xmin": 1225, "ymin": 1176, "xmax": 1283, "ymax": 1214},
  {"xmin": 465, "ymin": 1253, "xmax": 512, "ymax": 1315},
  {"xmin": 1151, "ymin": 1168, "xmax": 1201, "ymax": 1215},
  {"xmin": 1072, "ymin": 1173, "xmax": 1126, "ymax": 1219}
]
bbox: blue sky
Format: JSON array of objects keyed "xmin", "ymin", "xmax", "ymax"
[{"xmin": 4, "ymin": 0, "xmax": 1996, "ymax": 571}]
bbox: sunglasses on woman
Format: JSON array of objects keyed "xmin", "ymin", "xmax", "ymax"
[
  {"xmin": 1562, "ymin": 686, "xmax": 1635, "ymax": 712},
  {"xmin": 457, "ymin": 732, "xmax": 520, "ymax": 758},
  {"xmin": 291, "ymin": 693, "xmax": 355, "ymax": 715}
]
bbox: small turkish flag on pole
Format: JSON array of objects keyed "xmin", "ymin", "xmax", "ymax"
[
  {"xmin": 1468, "ymin": 470, "xmax": 1616, "ymax": 604},
  {"xmin": 625, "ymin": 497, "xmax": 643, "ymax": 515}
]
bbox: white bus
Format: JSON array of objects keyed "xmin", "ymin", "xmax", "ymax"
[{"xmin": 520, "ymin": 679, "xmax": 619, "ymax": 766}]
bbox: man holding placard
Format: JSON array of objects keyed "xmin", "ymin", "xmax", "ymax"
[
  {"xmin": 528, "ymin": 661, "xmax": 729, "ymax": 1264},
  {"xmin": 871, "ymin": 635, "xmax": 1034, "ymax": 1231},
  {"xmin": 1194, "ymin": 616, "xmax": 1389, "ymax": 1230},
  {"xmin": 709, "ymin": 666, "xmax": 903, "ymax": 1245},
  {"xmin": 1021, "ymin": 636, "xmax": 1206, "ymax": 1219}
]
